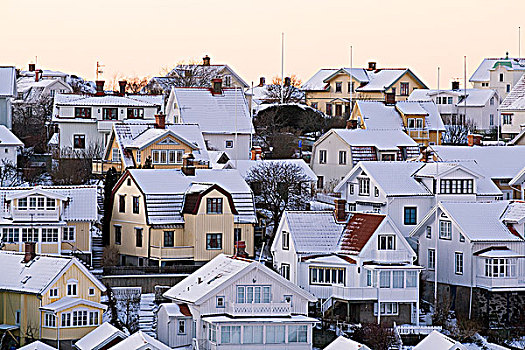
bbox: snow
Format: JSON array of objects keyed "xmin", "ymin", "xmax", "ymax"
[
  {"xmin": 138, "ymin": 294, "xmax": 157, "ymax": 337},
  {"xmin": 324, "ymin": 335, "xmax": 371, "ymax": 350},
  {"xmin": 470, "ymin": 57, "xmax": 525, "ymax": 82},
  {"xmin": 224, "ymin": 159, "xmax": 317, "ymax": 181},
  {"xmin": 108, "ymin": 330, "xmax": 171, "ymax": 350},
  {"xmin": 75, "ymin": 322, "xmax": 127, "ymax": 350},
  {"xmin": 0, "ymin": 125, "xmax": 23, "ymax": 146},
  {"xmin": 0, "ymin": 66, "xmax": 16, "ymax": 97},
  {"xmin": 396, "ymin": 101, "xmax": 429, "ymax": 115},
  {"xmin": 55, "ymin": 94, "xmax": 160, "ymax": 107},
  {"xmin": 301, "ymin": 69, "xmax": 338, "ymax": 90},
  {"xmin": 413, "ymin": 330, "xmax": 466, "ymax": 349},
  {"xmin": 18, "ymin": 341, "xmax": 57, "ymax": 350},
  {"xmin": 356, "ymin": 101, "xmax": 404, "ymax": 130},
  {"xmin": 41, "ymin": 296, "xmax": 107, "ymax": 312},
  {"xmin": 356, "ymin": 69, "xmax": 407, "ymax": 92},
  {"xmin": 202, "ymin": 315, "xmax": 319, "ymax": 323},
  {"xmin": 333, "ymin": 128, "xmax": 418, "ymax": 149}
]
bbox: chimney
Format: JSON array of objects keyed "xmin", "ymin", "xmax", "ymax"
[
  {"xmin": 234, "ymin": 241, "xmax": 248, "ymax": 258},
  {"xmin": 346, "ymin": 120, "xmax": 358, "ymax": 129},
  {"xmin": 385, "ymin": 92, "xmax": 396, "ymax": 105},
  {"xmin": 259, "ymin": 77, "xmax": 265, "ymax": 86},
  {"xmin": 28, "ymin": 63, "xmax": 36, "ymax": 72},
  {"xmin": 284, "ymin": 77, "xmax": 291, "ymax": 87},
  {"xmin": 368, "ymin": 62, "xmax": 377, "ymax": 70},
  {"xmin": 118, "ymin": 81, "xmax": 127, "ymax": 96},
  {"xmin": 334, "ymin": 199, "xmax": 347, "ymax": 222},
  {"xmin": 203, "ymin": 55, "xmax": 211, "ymax": 66},
  {"xmin": 211, "ymin": 78, "xmax": 222, "ymax": 95},
  {"xmin": 34, "ymin": 70, "xmax": 42, "ymax": 82},
  {"xmin": 251, "ymin": 146, "xmax": 263, "ymax": 160},
  {"xmin": 155, "ymin": 114, "xmax": 166, "ymax": 129},
  {"xmin": 468, "ymin": 134, "xmax": 482, "ymax": 147},
  {"xmin": 452, "ymin": 81, "xmax": 460, "ymax": 90},
  {"xmin": 23, "ymin": 242, "xmax": 36, "ymax": 263},
  {"xmin": 95, "ymin": 80, "xmax": 105, "ymax": 96},
  {"xmin": 182, "ymin": 153, "xmax": 195, "ymax": 176}
]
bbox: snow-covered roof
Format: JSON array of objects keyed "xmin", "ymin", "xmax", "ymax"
[
  {"xmin": 163, "ymin": 254, "xmax": 316, "ymax": 305},
  {"xmin": 224, "ymin": 159, "xmax": 317, "ymax": 181},
  {"xmin": 470, "ymin": 57, "xmax": 525, "ymax": 82},
  {"xmin": 20, "ymin": 69, "xmax": 68, "ymax": 79},
  {"xmin": 0, "ymin": 66, "xmax": 17, "ymax": 97},
  {"xmin": 356, "ymin": 101, "xmax": 404, "ymax": 130},
  {"xmin": 40, "ymin": 296, "xmax": 107, "ymax": 312},
  {"xmin": 0, "ymin": 185, "xmax": 98, "ymax": 221},
  {"xmin": 75, "ymin": 322, "xmax": 127, "ymax": 350},
  {"xmin": 202, "ymin": 315, "xmax": 319, "ymax": 323},
  {"xmin": 171, "ymin": 87, "xmax": 254, "ymax": 134},
  {"xmin": 126, "ymin": 169, "xmax": 256, "ymax": 225},
  {"xmin": 324, "ymin": 336, "xmax": 371, "ymax": 350},
  {"xmin": 158, "ymin": 303, "xmax": 192, "ymax": 317},
  {"xmin": 414, "ymin": 330, "xmax": 466, "ymax": 350},
  {"xmin": 396, "ymin": 101, "xmax": 428, "ymax": 115},
  {"xmin": 356, "ymin": 69, "xmax": 408, "ymax": 92},
  {"xmin": 0, "ymin": 252, "xmax": 105, "ymax": 295},
  {"xmin": 54, "ymin": 93, "xmax": 162, "ymax": 107},
  {"xmin": 0, "ymin": 125, "xmax": 23, "ymax": 146},
  {"xmin": 322, "ymin": 68, "xmax": 371, "ymax": 84},
  {"xmin": 283, "ymin": 211, "xmax": 344, "ymax": 254},
  {"xmin": 501, "ymin": 73, "xmax": 525, "ymax": 110},
  {"xmin": 477, "ymin": 249, "xmax": 524, "ymax": 258},
  {"xmin": 18, "ymin": 341, "xmax": 57, "ymax": 350},
  {"xmin": 409, "ymin": 88, "xmax": 497, "ymax": 108},
  {"xmin": 301, "ymin": 69, "xmax": 338, "ymax": 90},
  {"xmin": 395, "ymin": 101, "xmax": 445, "ymax": 131},
  {"xmin": 331, "ymin": 128, "xmax": 417, "ymax": 149},
  {"xmin": 501, "ymin": 201, "xmax": 525, "ymax": 224},
  {"xmin": 108, "ymin": 330, "xmax": 170, "ymax": 350}
]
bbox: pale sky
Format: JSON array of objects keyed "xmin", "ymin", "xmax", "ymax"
[{"xmin": 1, "ymin": 0, "xmax": 524, "ymax": 89}]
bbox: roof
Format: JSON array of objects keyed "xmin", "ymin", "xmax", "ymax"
[
  {"xmin": 501, "ymin": 73, "xmax": 525, "ymax": 110},
  {"xmin": 202, "ymin": 315, "xmax": 319, "ymax": 324},
  {"xmin": 501, "ymin": 201, "xmax": 525, "ymax": 223},
  {"xmin": 0, "ymin": 185, "xmax": 98, "ymax": 221},
  {"xmin": 332, "ymin": 128, "xmax": 418, "ymax": 149},
  {"xmin": 0, "ymin": 252, "xmax": 106, "ymax": 295},
  {"xmin": 356, "ymin": 69, "xmax": 408, "ymax": 92},
  {"xmin": 356, "ymin": 101, "xmax": 404, "ymax": 129},
  {"xmin": 158, "ymin": 303, "xmax": 192, "ymax": 317},
  {"xmin": 125, "ymin": 169, "xmax": 256, "ymax": 225},
  {"xmin": 170, "ymin": 87, "xmax": 254, "ymax": 134},
  {"xmin": 163, "ymin": 254, "xmax": 316, "ymax": 305},
  {"xmin": 54, "ymin": 94, "xmax": 163, "ymax": 107},
  {"xmin": 18, "ymin": 341, "xmax": 57, "ymax": 350},
  {"xmin": 322, "ymin": 68, "xmax": 371, "ymax": 84},
  {"xmin": 75, "ymin": 322, "xmax": 127, "ymax": 350},
  {"xmin": 0, "ymin": 67, "xmax": 17, "ymax": 97},
  {"xmin": 301, "ymin": 69, "xmax": 338, "ymax": 90},
  {"xmin": 283, "ymin": 211, "xmax": 345, "ymax": 255},
  {"xmin": 338, "ymin": 213, "xmax": 386, "ymax": 254},
  {"xmin": 414, "ymin": 330, "xmax": 466, "ymax": 350},
  {"xmin": 396, "ymin": 101, "xmax": 428, "ymax": 115},
  {"xmin": 397, "ymin": 101, "xmax": 446, "ymax": 131},
  {"xmin": 324, "ymin": 336, "xmax": 371, "ymax": 350},
  {"xmin": 40, "ymin": 296, "xmax": 107, "ymax": 312},
  {"xmin": 409, "ymin": 88, "xmax": 496, "ymax": 107},
  {"xmin": 108, "ymin": 331, "xmax": 171, "ymax": 350},
  {"xmin": 0, "ymin": 125, "xmax": 23, "ymax": 146},
  {"xmin": 224, "ymin": 159, "xmax": 317, "ymax": 181},
  {"xmin": 470, "ymin": 57, "xmax": 525, "ymax": 82}
]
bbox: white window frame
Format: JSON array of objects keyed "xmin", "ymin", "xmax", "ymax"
[
  {"xmin": 67, "ymin": 279, "xmax": 78, "ymax": 297},
  {"xmin": 439, "ymin": 220, "xmax": 452, "ymax": 240},
  {"xmin": 378, "ymin": 235, "xmax": 396, "ymax": 250},
  {"xmin": 62, "ymin": 227, "xmax": 75, "ymax": 242},
  {"xmin": 358, "ymin": 177, "xmax": 370, "ymax": 196},
  {"xmin": 455, "ymin": 252, "xmax": 463, "ymax": 275},
  {"xmin": 428, "ymin": 248, "xmax": 435, "ymax": 270},
  {"xmin": 49, "ymin": 288, "xmax": 59, "ymax": 299}
]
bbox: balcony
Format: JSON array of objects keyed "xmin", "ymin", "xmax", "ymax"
[
  {"xmin": 369, "ymin": 250, "xmax": 412, "ymax": 263},
  {"xmin": 225, "ymin": 302, "xmax": 291, "ymax": 316},
  {"xmin": 330, "ymin": 285, "xmax": 418, "ymax": 302},
  {"xmin": 407, "ymin": 128, "xmax": 429, "ymax": 140},
  {"xmin": 10, "ymin": 208, "xmax": 60, "ymax": 222},
  {"xmin": 97, "ymin": 120, "xmax": 118, "ymax": 132},
  {"xmin": 476, "ymin": 275, "xmax": 525, "ymax": 290},
  {"xmin": 92, "ymin": 159, "xmax": 122, "ymax": 175},
  {"xmin": 150, "ymin": 246, "xmax": 194, "ymax": 260}
]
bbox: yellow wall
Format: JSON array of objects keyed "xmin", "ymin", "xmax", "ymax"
[
  {"xmin": 41, "ymin": 302, "xmax": 103, "ymax": 341},
  {"xmin": 42, "ymin": 263, "xmax": 102, "ymax": 305},
  {"xmin": 0, "ymin": 292, "xmax": 41, "ymax": 346}
]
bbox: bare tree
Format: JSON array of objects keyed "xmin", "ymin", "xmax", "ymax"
[
  {"xmin": 264, "ymin": 75, "xmax": 304, "ymax": 104},
  {"xmin": 107, "ymin": 74, "xmax": 150, "ymax": 94},
  {"xmin": 0, "ymin": 160, "xmax": 23, "ymax": 187},
  {"xmin": 352, "ymin": 323, "xmax": 397, "ymax": 350},
  {"xmin": 102, "ymin": 246, "xmax": 120, "ymax": 267},
  {"xmin": 51, "ymin": 143, "xmax": 104, "ymax": 185},
  {"xmin": 245, "ymin": 162, "xmax": 312, "ymax": 245},
  {"xmin": 442, "ymin": 118, "xmax": 475, "ymax": 145},
  {"xmin": 145, "ymin": 61, "xmax": 217, "ymax": 94},
  {"xmin": 12, "ymin": 96, "xmax": 53, "ymax": 153}
]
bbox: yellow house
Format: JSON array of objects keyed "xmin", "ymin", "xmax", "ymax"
[
  {"xmin": 0, "ymin": 186, "xmax": 98, "ymax": 266},
  {"xmin": 0, "ymin": 249, "xmax": 106, "ymax": 348},
  {"xmin": 302, "ymin": 62, "xmax": 428, "ymax": 116},
  {"xmin": 109, "ymin": 167, "xmax": 257, "ymax": 266},
  {"xmin": 93, "ymin": 117, "xmax": 211, "ymax": 175}
]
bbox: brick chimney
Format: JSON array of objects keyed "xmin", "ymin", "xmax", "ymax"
[
  {"xmin": 211, "ymin": 78, "xmax": 222, "ymax": 95},
  {"xmin": 118, "ymin": 81, "xmax": 127, "ymax": 96},
  {"xmin": 95, "ymin": 80, "xmax": 105, "ymax": 96},
  {"xmin": 284, "ymin": 77, "xmax": 291, "ymax": 87},
  {"xmin": 385, "ymin": 92, "xmax": 396, "ymax": 105},
  {"xmin": 251, "ymin": 146, "xmax": 262, "ymax": 160},
  {"xmin": 368, "ymin": 62, "xmax": 377, "ymax": 70},
  {"xmin": 154, "ymin": 114, "xmax": 166, "ymax": 129},
  {"xmin": 23, "ymin": 242, "xmax": 36, "ymax": 263},
  {"xmin": 28, "ymin": 63, "xmax": 36, "ymax": 72},
  {"xmin": 334, "ymin": 199, "xmax": 347, "ymax": 222},
  {"xmin": 182, "ymin": 153, "xmax": 195, "ymax": 176},
  {"xmin": 259, "ymin": 77, "xmax": 265, "ymax": 86},
  {"xmin": 234, "ymin": 241, "xmax": 248, "ymax": 258},
  {"xmin": 346, "ymin": 120, "xmax": 357, "ymax": 129},
  {"xmin": 468, "ymin": 134, "xmax": 482, "ymax": 147},
  {"xmin": 35, "ymin": 70, "xmax": 42, "ymax": 82},
  {"xmin": 452, "ymin": 81, "xmax": 460, "ymax": 90},
  {"xmin": 203, "ymin": 55, "xmax": 211, "ymax": 66}
]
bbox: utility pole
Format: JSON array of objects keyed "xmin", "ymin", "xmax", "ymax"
[
  {"xmin": 96, "ymin": 61, "xmax": 104, "ymax": 81},
  {"xmin": 349, "ymin": 45, "xmax": 353, "ymax": 116},
  {"xmin": 281, "ymin": 32, "xmax": 284, "ymax": 104}
]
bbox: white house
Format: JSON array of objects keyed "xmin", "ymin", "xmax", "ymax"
[
  {"xmin": 74, "ymin": 322, "xmax": 127, "ymax": 350},
  {"xmin": 166, "ymin": 83, "xmax": 254, "ymax": 160},
  {"xmin": 15, "ymin": 76, "xmax": 72, "ymax": 104},
  {"xmin": 271, "ymin": 208, "xmax": 421, "ymax": 326},
  {"xmin": 108, "ymin": 331, "xmax": 171, "ymax": 350},
  {"xmin": 469, "ymin": 56, "xmax": 525, "ymax": 99},
  {"xmin": 0, "ymin": 125, "xmax": 23, "ymax": 167},
  {"xmin": 334, "ymin": 161, "xmax": 502, "ymax": 237},
  {"xmin": 409, "ymin": 201, "xmax": 525, "ymax": 324},
  {"xmin": 160, "ymin": 254, "xmax": 318, "ymax": 349},
  {"xmin": 500, "ymin": 73, "xmax": 525, "ymax": 138},
  {"xmin": 0, "ymin": 66, "xmax": 17, "ymax": 128},
  {"xmin": 413, "ymin": 330, "xmax": 466, "ymax": 350}
]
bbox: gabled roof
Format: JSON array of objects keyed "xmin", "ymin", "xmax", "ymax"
[
  {"xmin": 409, "ymin": 88, "xmax": 497, "ymax": 108},
  {"xmin": 470, "ymin": 57, "xmax": 525, "ymax": 82},
  {"xmin": 355, "ymin": 101, "xmax": 404, "ymax": 130},
  {"xmin": 158, "ymin": 303, "xmax": 192, "ymax": 317},
  {"xmin": 301, "ymin": 69, "xmax": 338, "ymax": 90},
  {"xmin": 182, "ymin": 184, "xmax": 238, "ymax": 215},
  {"xmin": 19, "ymin": 341, "xmax": 57, "ymax": 350},
  {"xmin": 224, "ymin": 159, "xmax": 317, "ymax": 181},
  {"xmin": 322, "ymin": 68, "xmax": 371, "ymax": 84},
  {"xmin": 54, "ymin": 94, "xmax": 163, "ymax": 107},
  {"xmin": 338, "ymin": 213, "xmax": 385, "ymax": 254},
  {"xmin": 500, "ymin": 201, "xmax": 525, "ymax": 224},
  {"xmin": 40, "ymin": 296, "xmax": 107, "ymax": 312},
  {"xmin": 75, "ymin": 322, "xmax": 127, "ymax": 350},
  {"xmin": 356, "ymin": 69, "xmax": 408, "ymax": 92},
  {"xmin": 0, "ymin": 66, "xmax": 17, "ymax": 97},
  {"xmin": 413, "ymin": 330, "xmax": 466, "ymax": 350},
  {"xmin": 324, "ymin": 336, "xmax": 371, "ymax": 350},
  {"xmin": 169, "ymin": 64, "xmax": 249, "ymax": 88},
  {"xmin": 501, "ymin": 73, "xmax": 525, "ymax": 110},
  {"xmin": 108, "ymin": 330, "xmax": 170, "ymax": 350},
  {"xmin": 331, "ymin": 128, "xmax": 418, "ymax": 150},
  {"xmin": 163, "ymin": 254, "xmax": 316, "ymax": 305},
  {"xmin": 0, "ymin": 125, "xmax": 23, "ymax": 146},
  {"xmin": 395, "ymin": 101, "xmax": 445, "ymax": 131}
]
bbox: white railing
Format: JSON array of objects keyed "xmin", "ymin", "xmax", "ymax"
[
  {"xmin": 395, "ymin": 324, "xmax": 442, "ymax": 335},
  {"xmin": 329, "ymin": 286, "xmax": 418, "ymax": 303},
  {"xmin": 476, "ymin": 275, "xmax": 525, "ymax": 289},
  {"xmin": 226, "ymin": 302, "xmax": 291, "ymax": 316},
  {"xmin": 193, "ymin": 338, "xmax": 212, "ymax": 350},
  {"xmin": 97, "ymin": 120, "xmax": 117, "ymax": 132},
  {"xmin": 370, "ymin": 250, "xmax": 412, "ymax": 263},
  {"xmin": 11, "ymin": 208, "xmax": 60, "ymax": 221}
]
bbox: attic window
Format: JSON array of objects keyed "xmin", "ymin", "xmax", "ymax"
[{"xmin": 127, "ymin": 178, "xmax": 131, "ymax": 186}]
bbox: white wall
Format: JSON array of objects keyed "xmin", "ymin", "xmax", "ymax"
[{"xmin": 204, "ymin": 133, "xmax": 251, "ymax": 160}]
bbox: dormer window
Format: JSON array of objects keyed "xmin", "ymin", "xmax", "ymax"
[
  {"xmin": 207, "ymin": 198, "xmax": 223, "ymax": 214},
  {"xmin": 440, "ymin": 179, "xmax": 473, "ymax": 194}
]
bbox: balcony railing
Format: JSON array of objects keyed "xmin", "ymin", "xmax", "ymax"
[
  {"xmin": 150, "ymin": 246, "xmax": 194, "ymax": 260},
  {"xmin": 97, "ymin": 120, "xmax": 118, "ymax": 132},
  {"xmin": 407, "ymin": 128, "xmax": 429, "ymax": 139},
  {"xmin": 476, "ymin": 275, "xmax": 525, "ymax": 290},
  {"xmin": 10, "ymin": 208, "xmax": 60, "ymax": 222},
  {"xmin": 369, "ymin": 250, "xmax": 412, "ymax": 263},
  {"xmin": 330, "ymin": 285, "xmax": 418, "ymax": 302},
  {"xmin": 225, "ymin": 302, "xmax": 291, "ymax": 316},
  {"xmin": 92, "ymin": 159, "xmax": 122, "ymax": 175}
]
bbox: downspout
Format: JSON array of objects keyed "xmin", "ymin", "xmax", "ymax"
[
  {"xmin": 469, "ymin": 241, "xmax": 474, "ymax": 320},
  {"xmin": 148, "ymin": 227, "xmax": 152, "ymax": 266}
]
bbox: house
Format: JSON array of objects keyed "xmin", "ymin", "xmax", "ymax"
[
  {"xmin": 302, "ymin": 62, "xmax": 428, "ymax": 116},
  {"xmin": 0, "ymin": 66, "xmax": 17, "ymax": 128},
  {"xmin": 156, "ymin": 303, "xmax": 193, "ymax": 348},
  {"xmin": 499, "ymin": 73, "xmax": 525, "ymax": 138},
  {"xmin": 408, "ymin": 84, "xmax": 500, "ymax": 132},
  {"xmin": 310, "ymin": 128, "xmax": 419, "ymax": 190},
  {"xmin": 334, "ymin": 161, "xmax": 502, "ymax": 237},
  {"xmin": 93, "ymin": 117, "xmax": 210, "ymax": 174},
  {"xmin": 271, "ymin": 208, "xmax": 421, "ymax": 326},
  {"xmin": 19, "ymin": 64, "xmax": 69, "ymax": 83},
  {"xmin": 350, "ymin": 100, "xmax": 445, "ymax": 146},
  {"xmin": 0, "ymin": 185, "xmax": 98, "ymax": 265},
  {"xmin": 15, "ymin": 74, "xmax": 73, "ymax": 104},
  {"xmin": 74, "ymin": 322, "xmax": 127, "ymax": 350},
  {"xmin": 146, "ymin": 55, "xmax": 249, "ymax": 94},
  {"xmin": 52, "ymin": 81, "xmax": 164, "ymax": 154},
  {"xmin": 245, "ymin": 76, "xmax": 304, "ymax": 115},
  {"xmin": 469, "ymin": 56, "xmax": 525, "ymax": 99},
  {"xmin": 324, "ymin": 336, "xmax": 371, "ymax": 350},
  {"xmin": 19, "ymin": 341, "xmax": 57, "ymax": 350},
  {"xmin": 166, "ymin": 82, "xmax": 254, "ymax": 160},
  {"xmin": 108, "ymin": 331, "xmax": 171, "ymax": 350},
  {"xmin": 160, "ymin": 254, "xmax": 318, "ymax": 349},
  {"xmin": 0, "ymin": 249, "xmax": 106, "ymax": 348},
  {"xmin": 430, "ymin": 145, "xmax": 525, "ymax": 199},
  {"xmin": 413, "ymin": 331, "xmax": 466, "ymax": 350},
  {"xmin": 0, "ymin": 125, "xmax": 23, "ymax": 167},
  {"xmin": 109, "ymin": 167, "xmax": 257, "ymax": 266},
  {"xmin": 409, "ymin": 201, "xmax": 525, "ymax": 324}
]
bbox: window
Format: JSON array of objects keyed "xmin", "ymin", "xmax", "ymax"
[
  {"xmin": 208, "ymin": 324, "xmax": 217, "ymax": 342},
  {"xmin": 224, "ymin": 75, "xmax": 232, "ymax": 87},
  {"xmin": 428, "ymin": 249, "xmax": 435, "ymax": 269},
  {"xmin": 89, "ymin": 311, "xmax": 99, "ymax": 326},
  {"xmin": 490, "ymin": 114, "xmax": 494, "ymax": 126},
  {"xmin": 266, "ymin": 325, "xmax": 285, "ymax": 344},
  {"xmin": 136, "ymin": 150, "xmax": 141, "ymax": 163},
  {"xmin": 127, "ymin": 108, "xmax": 144, "ymax": 119},
  {"xmin": 349, "ymin": 184, "xmax": 354, "ymax": 195},
  {"xmin": 335, "ymin": 104, "xmax": 343, "ymax": 116},
  {"xmin": 135, "ymin": 228, "xmax": 143, "ymax": 247},
  {"xmin": 485, "ymin": 258, "xmax": 516, "ymax": 278},
  {"xmin": 164, "ymin": 231, "xmax": 174, "ymax": 247},
  {"xmin": 244, "ymin": 325, "xmax": 263, "ymax": 344},
  {"xmin": 114, "ymin": 225, "xmax": 121, "ymax": 245},
  {"xmin": 225, "ymin": 140, "xmax": 234, "ymax": 148},
  {"xmin": 500, "ymin": 73, "xmax": 504, "ymax": 82},
  {"xmin": 207, "ymin": 198, "xmax": 223, "ymax": 214},
  {"xmin": 89, "ymin": 287, "xmax": 95, "ymax": 296},
  {"xmin": 119, "ymin": 195, "xmax": 125, "ymax": 213},
  {"xmin": 507, "ymin": 84, "xmax": 511, "ymax": 93},
  {"xmin": 234, "ymin": 228, "xmax": 241, "ymax": 245},
  {"xmin": 335, "ymin": 81, "xmax": 343, "ymax": 93},
  {"xmin": 378, "ymin": 235, "xmax": 395, "ymax": 250},
  {"xmin": 439, "ymin": 220, "xmax": 452, "ymax": 239},
  {"xmin": 319, "ymin": 150, "xmax": 327, "ymax": 164},
  {"xmin": 236, "ymin": 285, "xmax": 271, "ymax": 303},
  {"xmin": 216, "ymin": 296, "xmax": 225, "ymax": 308},
  {"xmin": 206, "ymin": 233, "xmax": 222, "ymax": 250},
  {"xmin": 49, "ymin": 288, "xmax": 59, "ymax": 298},
  {"xmin": 41, "ymin": 228, "xmax": 59, "ymax": 242},
  {"xmin": 309, "ymin": 267, "xmax": 345, "ymax": 285},
  {"xmin": 379, "ymin": 271, "xmax": 391, "ymax": 288},
  {"xmin": 348, "ymin": 81, "xmax": 355, "ymax": 93},
  {"xmin": 73, "ymin": 135, "xmax": 85, "ymax": 149},
  {"xmin": 426, "ymin": 226, "xmax": 432, "ymax": 239},
  {"xmin": 455, "ymin": 252, "xmax": 463, "ymax": 274},
  {"xmin": 288, "ymin": 325, "xmax": 308, "ymax": 343},
  {"xmin": 406, "ymin": 271, "xmax": 417, "ymax": 288},
  {"xmin": 392, "ymin": 271, "xmax": 404, "ymax": 288},
  {"xmin": 317, "ymin": 176, "xmax": 324, "ymax": 189},
  {"xmin": 326, "ymin": 103, "xmax": 333, "ymax": 116},
  {"xmin": 44, "ymin": 313, "xmax": 56, "ymax": 327},
  {"xmin": 15, "ymin": 310, "xmax": 21, "ymax": 325},
  {"xmin": 37, "ymin": 197, "xmax": 45, "ymax": 210},
  {"xmin": 359, "ymin": 178, "xmax": 370, "ymax": 196},
  {"xmin": 282, "ymin": 231, "xmax": 289, "ymax": 250},
  {"xmin": 111, "ymin": 148, "xmax": 120, "ymax": 163},
  {"xmin": 374, "ymin": 187, "xmax": 379, "ymax": 197},
  {"xmin": 366, "ymin": 270, "xmax": 373, "ymax": 287},
  {"xmin": 404, "ymin": 207, "xmax": 417, "ymax": 225},
  {"xmin": 46, "ymin": 198, "xmax": 55, "ymax": 210},
  {"xmin": 169, "ymin": 150, "xmax": 184, "ymax": 164},
  {"xmin": 132, "ymin": 196, "xmax": 140, "ymax": 214},
  {"xmin": 338, "ymin": 150, "xmax": 347, "ymax": 165},
  {"xmin": 3, "ymin": 228, "xmax": 19, "ymax": 243},
  {"xmin": 400, "ymin": 82, "xmax": 409, "ymax": 96},
  {"xmin": 102, "ymin": 108, "xmax": 118, "ymax": 120},
  {"xmin": 281, "ymin": 263, "xmax": 290, "ymax": 280},
  {"xmin": 459, "ymin": 233, "xmax": 465, "ymax": 242},
  {"xmin": 221, "ymin": 326, "xmax": 241, "ymax": 344},
  {"xmin": 374, "ymin": 302, "xmax": 399, "ymax": 315},
  {"xmin": 440, "ymin": 179, "xmax": 473, "ymax": 194},
  {"xmin": 448, "ymin": 97, "xmax": 453, "ymax": 104},
  {"xmin": 67, "ymin": 281, "xmax": 78, "ymax": 296},
  {"xmin": 490, "ymin": 97, "xmax": 495, "ymax": 106},
  {"xmin": 178, "ymin": 320, "xmax": 186, "ymax": 334},
  {"xmin": 22, "ymin": 228, "xmax": 38, "ymax": 242},
  {"xmin": 61, "ymin": 313, "xmax": 71, "ymax": 327},
  {"xmin": 503, "ymin": 114, "xmax": 512, "ymax": 125},
  {"xmin": 74, "ymin": 107, "xmax": 91, "ymax": 118},
  {"xmin": 18, "ymin": 198, "xmax": 27, "ymax": 210}
]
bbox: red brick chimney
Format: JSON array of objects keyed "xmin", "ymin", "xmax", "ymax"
[
  {"xmin": 182, "ymin": 153, "xmax": 196, "ymax": 176},
  {"xmin": 385, "ymin": 92, "xmax": 396, "ymax": 105},
  {"xmin": 368, "ymin": 62, "xmax": 377, "ymax": 70},
  {"xmin": 28, "ymin": 63, "xmax": 36, "ymax": 72},
  {"xmin": 155, "ymin": 114, "xmax": 166, "ymax": 129},
  {"xmin": 452, "ymin": 81, "xmax": 460, "ymax": 90},
  {"xmin": 468, "ymin": 134, "xmax": 482, "ymax": 147},
  {"xmin": 34, "ymin": 70, "xmax": 42, "ymax": 82},
  {"xmin": 203, "ymin": 55, "xmax": 211, "ymax": 66},
  {"xmin": 118, "ymin": 81, "xmax": 127, "ymax": 96},
  {"xmin": 251, "ymin": 146, "xmax": 262, "ymax": 160},
  {"xmin": 259, "ymin": 77, "xmax": 265, "ymax": 86},
  {"xmin": 284, "ymin": 77, "xmax": 291, "ymax": 87},
  {"xmin": 95, "ymin": 81, "xmax": 105, "ymax": 96},
  {"xmin": 211, "ymin": 79, "xmax": 223, "ymax": 95},
  {"xmin": 334, "ymin": 199, "xmax": 347, "ymax": 222},
  {"xmin": 234, "ymin": 241, "xmax": 248, "ymax": 258},
  {"xmin": 23, "ymin": 242, "xmax": 36, "ymax": 263}
]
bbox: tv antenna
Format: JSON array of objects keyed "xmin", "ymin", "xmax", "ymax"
[{"xmin": 96, "ymin": 61, "xmax": 105, "ymax": 80}]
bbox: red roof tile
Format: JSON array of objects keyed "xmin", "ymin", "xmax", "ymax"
[{"xmin": 339, "ymin": 213, "xmax": 386, "ymax": 254}]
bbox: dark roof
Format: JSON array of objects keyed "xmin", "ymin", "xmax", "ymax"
[
  {"xmin": 178, "ymin": 303, "xmax": 192, "ymax": 317},
  {"xmin": 182, "ymin": 184, "xmax": 238, "ymax": 215},
  {"xmin": 339, "ymin": 213, "xmax": 385, "ymax": 254}
]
